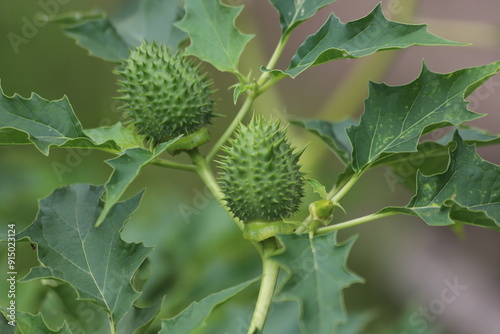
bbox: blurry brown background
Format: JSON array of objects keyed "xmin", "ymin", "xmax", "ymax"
[{"xmin": 1, "ymin": 0, "xmax": 499, "ymax": 333}]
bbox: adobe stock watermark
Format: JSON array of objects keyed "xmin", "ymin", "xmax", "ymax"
[
  {"xmin": 5, "ymin": 223, "xmax": 17, "ymax": 327},
  {"xmin": 178, "ymin": 186, "xmax": 214, "ymax": 224},
  {"xmin": 7, "ymin": 0, "xmax": 71, "ymax": 54},
  {"xmin": 401, "ymin": 277, "xmax": 467, "ymax": 334}
]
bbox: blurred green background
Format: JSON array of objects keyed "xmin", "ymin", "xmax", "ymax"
[{"xmin": 1, "ymin": 0, "xmax": 500, "ymax": 333}]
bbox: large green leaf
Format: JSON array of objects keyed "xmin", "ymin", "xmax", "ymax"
[
  {"xmin": 160, "ymin": 277, "xmax": 259, "ymax": 334},
  {"xmin": 291, "ymin": 118, "xmax": 357, "ymax": 165},
  {"xmin": 0, "ymin": 86, "xmax": 126, "ymax": 154},
  {"xmin": 19, "ymin": 184, "xmax": 151, "ymax": 325},
  {"xmin": 273, "ymin": 233, "xmax": 362, "ymax": 334},
  {"xmin": 275, "ymin": 4, "xmax": 463, "ymax": 78},
  {"xmin": 385, "ymin": 133, "xmax": 500, "ymax": 230},
  {"xmin": 347, "ymin": 61, "xmax": 500, "ymax": 172},
  {"xmin": 268, "ymin": 0, "xmax": 338, "ymax": 35},
  {"xmin": 60, "ymin": 0, "xmax": 185, "ymax": 62},
  {"xmin": 175, "ymin": 0, "xmax": 253, "ymax": 74},
  {"xmin": 96, "ymin": 137, "xmax": 180, "ymax": 226}
]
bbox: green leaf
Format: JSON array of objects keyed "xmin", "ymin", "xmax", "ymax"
[
  {"xmin": 175, "ymin": 0, "xmax": 253, "ymax": 74},
  {"xmin": 116, "ymin": 298, "xmax": 163, "ymax": 334},
  {"xmin": 347, "ymin": 61, "xmax": 500, "ymax": 172},
  {"xmin": 274, "ymin": 233, "xmax": 362, "ymax": 334},
  {"xmin": 305, "ymin": 178, "xmax": 328, "ymax": 199},
  {"xmin": 63, "ymin": 18, "xmax": 130, "ymax": 62},
  {"xmin": 96, "ymin": 137, "xmax": 180, "ymax": 227},
  {"xmin": 19, "ymin": 184, "xmax": 151, "ymax": 325},
  {"xmin": 291, "ymin": 118, "xmax": 357, "ymax": 165},
  {"xmin": 277, "ymin": 4, "xmax": 464, "ymax": 78},
  {"xmin": 0, "ymin": 87, "xmax": 84, "ymax": 155},
  {"xmin": 268, "ymin": 0, "xmax": 338, "ymax": 35},
  {"xmin": 337, "ymin": 312, "xmax": 375, "ymax": 334},
  {"xmin": 0, "ymin": 309, "xmax": 71, "ymax": 333},
  {"xmin": 84, "ymin": 123, "xmax": 145, "ymax": 150},
  {"xmin": 438, "ymin": 124, "xmax": 500, "ymax": 146},
  {"xmin": 39, "ymin": 284, "xmax": 111, "ymax": 334},
  {"xmin": 60, "ymin": 0, "xmax": 186, "ymax": 62},
  {"xmin": 0, "ymin": 85, "xmax": 121, "ymax": 154},
  {"xmin": 385, "ymin": 133, "xmax": 500, "ymax": 230},
  {"xmin": 160, "ymin": 277, "xmax": 259, "ymax": 334}
]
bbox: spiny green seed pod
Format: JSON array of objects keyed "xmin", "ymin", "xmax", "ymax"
[
  {"xmin": 218, "ymin": 117, "xmax": 305, "ymax": 223},
  {"xmin": 116, "ymin": 41, "xmax": 215, "ymax": 146}
]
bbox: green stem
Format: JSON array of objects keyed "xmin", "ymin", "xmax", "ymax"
[
  {"xmin": 206, "ymin": 34, "xmax": 290, "ymax": 162},
  {"xmin": 316, "ymin": 211, "xmax": 399, "ymax": 235},
  {"xmin": 248, "ymin": 238, "xmax": 280, "ymax": 334},
  {"xmin": 206, "ymin": 94, "xmax": 256, "ymax": 162},
  {"xmin": 188, "ymin": 149, "xmax": 245, "ymax": 231},
  {"xmin": 328, "ymin": 170, "xmax": 365, "ymax": 203},
  {"xmin": 151, "ymin": 158, "xmax": 197, "ymax": 172}
]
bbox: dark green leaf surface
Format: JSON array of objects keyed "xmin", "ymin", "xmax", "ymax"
[
  {"xmin": 39, "ymin": 284, "xmax": 110, "ymax": 334},
  {"xmin": 348, "ymin": 61, "xmax": 500, "ymax": 172},
  {"xmin": 116, "ymin": 298, "xmax": 163, "ymax": 334},
  {"xmin": 277, "ymin": 4, "xmax": 463, "ymax": 77},
  {"xmin": 291, "ymin": 118, "xmax": 357, "ymax": 165},
  {"xmin": 160, "ymin": 277, "xmax": 258, "ymax": 334},
  {"xmin": 274, "ymin": 233, "xmax": 362, "ymax": 334},
  {"xmin": 268, "ymin": 0, "xmax": 338, "ymax": 35},
  {"xmin": 96, "ymin": 137, "xmax": 179, "ymax": 227},
  {"xmin": 19, "ymin": 184, "xmax": 150, "ymax": 324},
  {"xmin": 64, "ymin": 18, "xmax": 130, "ymax": 62},
  {"xmin": 385, "ymin": 133, "xmax": 500, "ymax": 230},
  {"xmin": 175, "ymin": 0, "xmax": 253, "ymax": 74}
]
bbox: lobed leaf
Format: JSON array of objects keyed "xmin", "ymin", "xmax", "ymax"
[
  {"xmin": 274, "ymin": 4, "xmax": 464, "ymax": 78},
  {"xmin": 175, "ymin": 0, "xmax": 253, "ymax": 74},
  {"xmin": 347, "ymin": 61, "xmax": 500, "ymax": 172},
  {"xmin": 96, "ymin": 137, "xmax": 180, "ymax": 227},
  {"xmin": 0, "ymin": 309, "xmax": 71, "ymax": 333},
  {"xmin": 160, "ymin": 277, "xmax": 259, "ymax": 334},
  {"xmin": 268, "ymin": 0, "xmax": 338, "ymax": 35},
  {"xmin": 19, "ymin": 184, "xmax": 151, "ymax": 325},
  {"xmin": 273, "ymin": 233, "xmax": 362, "ymax": 334},
  {"xmin": 384, "ymin": 133, "xmax": 500, "ymax": 230},
  {"xmin": 291, "ymin": 118, "xmax": 357, "ymax": 165}
]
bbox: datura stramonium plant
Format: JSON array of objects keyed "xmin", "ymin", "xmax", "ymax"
[
  {"xmin": 116, "ymin": 41, "xmax": 215, "ymax": 149},
  {"xmin": 218, "ymin": 117, "xmax": 305, "ymax": 237}
]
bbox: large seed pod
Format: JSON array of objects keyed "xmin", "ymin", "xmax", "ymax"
[
  {"xmin": 218, "ymin": 117, "xmax": 305, "ymax": 223},
  {"xmin": 116, "ymin": 41, "xmax": 215, "ymax": 146}
]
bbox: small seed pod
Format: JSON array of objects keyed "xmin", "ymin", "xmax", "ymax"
[
  {"xmin": 218, "ymin": 117, "xmax": 305, "ymax": 223},
  {"xmin": 116, "ymin": 41, "xmax": 215, "ymax": 147}
]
